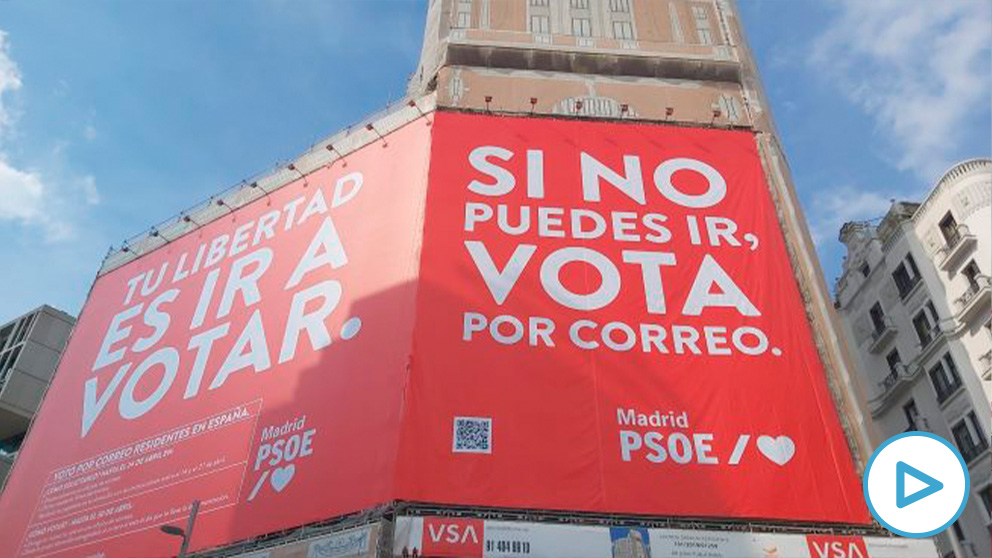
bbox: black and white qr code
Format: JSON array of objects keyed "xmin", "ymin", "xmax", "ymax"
[{"xmin": 452, "ymin": 416, "xmax": 492, "ymax": 454}]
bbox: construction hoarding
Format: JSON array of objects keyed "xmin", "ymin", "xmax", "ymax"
[
  {"xmin": 392, "ymin": 516, "xmax": 937, "ymax": 558},
  {"xmin": 231, "ymin": 523, "xmax": 379, "ymax": 558}
]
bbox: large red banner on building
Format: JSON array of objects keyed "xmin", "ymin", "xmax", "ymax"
[
  {"xmin": 397, "ymin": 112, "xmax": 869, "ymax": 524},
  {"xmin": 0, "ymin": 111, "xmax": 869, "ymax": 558},
  {"xmin": 0, "ymin": 122, "xmax": 432, "ymax": 558}
]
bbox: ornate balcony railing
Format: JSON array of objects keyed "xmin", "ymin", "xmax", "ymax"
[
  {"xmin": 937, "ymin": 224, "xmax": 976, "ymax": 271},
  {"xmin": 872, "ymin": 363, "xmax": 919, "ymax": 411},
  {"xmin": 955, "ymin": 275, "xmax": 990, "ymax": 321},
  {"xmin": 868, "ymin": 318, "xmax": 897, "ymax": 353}
]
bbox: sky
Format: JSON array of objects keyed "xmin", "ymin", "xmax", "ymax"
[{"xmin": 0, "ymin": 0, "xmax": 988, "ymax": 320}]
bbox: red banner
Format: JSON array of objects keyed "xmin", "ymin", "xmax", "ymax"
[
  {"xmin": 0, "ymin": 122, "xmax": 432, "ymax": 557},
  {"xmin": 0, "ymin": 111, "xmax": 869, "ymax": 558},
  {"xmin": 396, "ymin": 112, "xmax": 869, "ymax": 524}
]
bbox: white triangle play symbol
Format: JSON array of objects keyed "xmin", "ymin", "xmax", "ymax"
[{"xmin": 904, "ymin": 473, "xmax": 928, "ymax": 497}]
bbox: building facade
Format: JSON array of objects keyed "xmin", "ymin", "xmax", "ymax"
[
  {"xmin": 0, "ymin": 305, "xmax": 75, "ymax": 491},
  {"xmin": 836, "ymin": 158, "xmax": 992, "ymax": 558},
  {"xmin": 0, "ymin": 2, "xmax": 945, "ymax": 557}
]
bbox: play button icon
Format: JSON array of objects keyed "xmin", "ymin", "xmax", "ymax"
[
  {"xmin": 896, "ymin": 461, "xmax": 943, "ymax": 508},
  {"xmin": 864, "ymin": 432, "xmax": 969, "ymax": 538}
]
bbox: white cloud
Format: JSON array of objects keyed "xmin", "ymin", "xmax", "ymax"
[
  {"xmin": 77, "ymin": 174, "xmax": 100, "ymax": 205},
  {"xmin": 811, "ymin": 0, "xmax": 991, "ymax": 181},
  {"xmin": 0, "ymin": 29, "xmax": 98, "ymax": 241},
  {"xmin": 808, "ymin": 185, "xmax": 894, "ymax": 248},
  {"xmin": 0, "ymin": 158, "xmax": 71, "ymax": 241},
  {"xmin": 0, "ymin": 31, "xmax": 23, "ymax": 138}
]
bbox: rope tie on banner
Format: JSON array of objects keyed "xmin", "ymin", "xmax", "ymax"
[
  {"xmin": 325, "ymin": 143, "xmax": 347, "ymax": 167},
  {"xmin": 288, "ymin": 163, "xmax": 308, "ymax": 188},
  {"xmin": 365, "ymin": 123, "xmax": 388, "ymax": 147}
]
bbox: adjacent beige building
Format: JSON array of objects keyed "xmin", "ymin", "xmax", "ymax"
[
  {"xmin": 0, "ymin": 305, "xmax": 75, "ymax": 491},
  {"xmin": 836, "ymin": 159, "xmax": 992, "ymax": 557}
]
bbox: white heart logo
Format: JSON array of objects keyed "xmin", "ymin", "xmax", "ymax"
[
  {"xmin": 270, "ymin": 464, "xmax": 296, "ymax": 492},
  {"xmin": 757, "ymin": 436, "xmax": 795, "ymax": 466}
]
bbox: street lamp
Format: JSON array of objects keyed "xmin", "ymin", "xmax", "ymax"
[{"xmin": 159, "ymin": 500, "xmax": 200, "ymax": 557}]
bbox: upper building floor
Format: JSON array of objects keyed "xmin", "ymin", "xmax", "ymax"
[
  {"xmin": 408, "ymin": 0, "xmax": 769, "ymax": 128},
  {"xmin": 835, "ymin": 159, "xmax": 990, "ymax": 407}
]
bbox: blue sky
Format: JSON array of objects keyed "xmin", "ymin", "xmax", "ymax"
[{"xmin": 0, "ymin": 0, "xmax": 988, "ymax": 319}]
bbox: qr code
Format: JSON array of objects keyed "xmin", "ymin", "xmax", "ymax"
[{"xmin": 453, "ymin": 416, "xmax": 492, "ymax": 454}]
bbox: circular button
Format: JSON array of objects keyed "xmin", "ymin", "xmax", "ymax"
[{"xmin": 863, "ymin": 432, "xmax": 970, "ymax": 538}]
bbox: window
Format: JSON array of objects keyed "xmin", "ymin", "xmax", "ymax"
[
  {"xmin": 0, "ymin": 432, "xmax": 24, "ymax": 457},
  {"xmin": 697, "ymin": 27, "xmax": 713, "ymax": 45},
  {"xmin": 902, "ymin": 399, "xmax": 919, "ymax": 430},
  {"xmin": 859, "ymin": 261, "xmax": 871, "ymax": 278},
  {"xmin": 907, "ymin": 252, "xmax": 921, "ymax": 277},
  {"xmin": 886, "ymin": 349, "xmax": 902, "ymax": 376},
  {"xmin": 570, "ymin": 0, "xmax": 590, "ymax": 8},
  {"xmin": 612, "ymin": 20, "xmax": 634, "ymax": 40},
  {"xmin": 571, "ymin": 17, "xmax": 592, "ymax": 37},
  {"xmin": 913, "ymin": 302, "xmax": 939, "ymax": 347},
  {"xmin": 9, "ymin": 313, "xmax": 33, "ymax": 347},
  {"xmin": 964, "ymin": 260, "xmax": 981, "ymax": 290},
  {"xmin": 980, "ymin": 484, "xmax": 992, "ymax": 518},
  {"xmin": 455, "ymin": 10, "xmax": 471, "ymax": 28},
  {"xmin": 530, "ymin": 15, "xmax": 550, "ymax": 34},
  {"xmin": 691, "ymin": 4, "xmax": 714, "ymax": 45},
  {"xmin": 529, "ymin": 0, "xmax": 549, "ymax": 6},
  {"xmin": 610, "ymin": 0, "xmax": 631, "ymax": 12},
  {"xmin": 0, "ymin": 323, "xmax": 13, "ymax": 351},
  {"xmin": 951, "ymin": 520, "xmax": 966, "ymax": 542},
  {"xmin": 869, "ymin": 302, "xmax": 887, "ymax": 334},
  {"xmin": 892, "ymin": 255, "xmax": 922, "ymax": 299},
  {"xmin": 939, "ymin": 212, "xmax": 960, "ymax": 246},
  {"xmin": 929, "ymin": 353, "xmax": 962, "ymax": 403},
  {"xmin": 0, "ymin": 345, "xmax": 22, "ymax": 381},
  {"xmin": 952, "ymin": 411, "xmax": 988, "ymax": 463}
]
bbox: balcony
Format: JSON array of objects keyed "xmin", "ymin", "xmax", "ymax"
[
  {"xmin": 937, "ymin": 224, "xmax": 976, "ymax": 272},
  {"xmin": 916, "ymin": 324, "xmax": 946, "ymax": 361},
  {"xmin": 954, "ymin": 275, "xmax": 990, "ymax": 325},
  {"xmin": 869, "ymin": 363, "xmax": 920, "ymax": 416},
  {"xmin": 868, "ymin": 318, "xmax": 898, "ymax": 353}
]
